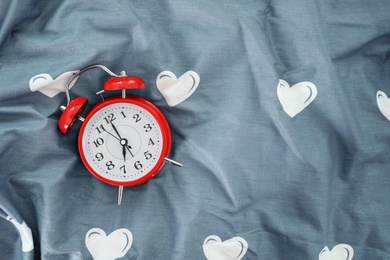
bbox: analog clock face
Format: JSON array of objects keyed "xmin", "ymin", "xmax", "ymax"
[{"xmin": 79, "ymin": 97, "xmax": 171, "ymax": 186}]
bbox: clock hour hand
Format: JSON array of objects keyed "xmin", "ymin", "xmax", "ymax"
[
  {"xmin": 123, "ymin": 141, "xmax": 134, "ymax": 158},
  {"xmin": 120, "ymin": 139, "xmax": 134, "ymax": 159}
]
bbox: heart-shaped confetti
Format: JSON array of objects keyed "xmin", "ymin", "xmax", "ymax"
[
  {"xmin": 203, "ymin": 235, "xmax": 248, "ymax": 260},
  {"xmin": 319, "ymin": 244, "xmax": 354, "ymax": 260},
  {"xmin": 377, "ymin": 90, "xmax": 390, "ymax": 121},
  {"xmin": 156, "ymin": 70, "xmax": 200, "ymax": 107},
  {"xmin": 277, "ymin": 79, "xmax": 317, "ymax": 117},
  {"xmin": 85, "ymin": 228, "xmax": 133, "ymax": 260},
  {"xmin": 5, "ymin": 216, "xmax": 34, "ymax": 252},
  {"xmin": 29, "ymin": 70, "xmax": 79, "ymax": 98}
]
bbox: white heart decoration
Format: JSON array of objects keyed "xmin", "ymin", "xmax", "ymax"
[
  {"xmin": 29, "ymin": 70, "xmax": 79, "ymax": 98},
  {"xmin": 156, "ymin": 70, "xmax": 200, "ymax": 107},
  {"xmin": 203, "ymin": 235, "xmax": 248, "ymax": 260},
  {"xmin": 85, "ymin": 228, "xmax": 133, "ymax": 260},
  {"xmin": 377, "ymin": 90, "xmax": 390, "ymax": 121},
  {"xmin": 277, "ymin": 79, "xmax": 317, "ymax": 117},
  {"xmin": 5, "ymin": 216, "xmax": 34, "ymax": 252},
  {"xmin": 319, "ymin": 244, "xmax": 354, "ymax": 260}
]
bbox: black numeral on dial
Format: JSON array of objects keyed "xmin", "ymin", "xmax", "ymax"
[
  {"xmin": 134, "ymin": 161, "xmax": 143, "ymax": 170},
  {"xmin": 144, "ymin": 151, "xmax": 152, "ymax": 160},
  {"xmin": 144, "ymin": 124, "xmax": 152, "ymax": 132},
  {"xmin": 133, "ymin": 114, "xmax": 141, "ymax": 123},
  {"xmin": 93, "ymin": 137, "xmax": 104, "ymax": 148},
  {"xmin": 95, "ymin": 153, "xmax": 104, "ymax": 161},
  {"xmin": 106, "ymin": 161, "xmax": 115, "ymax": 170},
  {"xmin": 95, "ymin": 124, "xmax": 106, "ymax": 134},
  {"xmin": 104, "ymin": 113, "xmax": 116, "ymax": 124}
]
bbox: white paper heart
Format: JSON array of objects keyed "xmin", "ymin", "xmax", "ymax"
[
  {"xmin": 203, "ymin": 235, "xmax": 248, "ymax": 260},
  {"xmin": 156, "ymin": 70, "xmax": 200, "ymax": 107},
  {"xmin": 377, "ymin": 90, "xmax": 390, "ymax": 121},
  {"xmin": 6, "ymin": 216, "xmax": 34, "ymax": 252},
  {"xmin": 29, "ymin": 70, "xmax": 79, "ymax": 98},
  {"xmin": 319, "ymin": 244, "xmax": 354, "ymax": 260},
  {"xmin": 277, "ymin": 79, "xmax": 317, "ymax": 117},
  {"xmin": 85, "ymin": 228, "xmax": 133, "ymax": 260}
]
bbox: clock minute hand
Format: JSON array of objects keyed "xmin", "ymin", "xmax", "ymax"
[
  {"xmin": 110, "ymin": 122, "xmax": 127, "ymax": 161},
  {"xmin": 110, "ymin": 122, "xmax": 123, "ymax": 139},
  {"xmin": 111, "ymin": 122, "xmax": 134, "ymax": 158}
]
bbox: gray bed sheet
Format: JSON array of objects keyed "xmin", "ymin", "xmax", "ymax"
[{"xmin": 1, "ymin": 1, "xmax": 390, "ymax": 259}]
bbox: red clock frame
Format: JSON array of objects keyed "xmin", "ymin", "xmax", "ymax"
[{"xmin": 78, "ymin": 95, "xmax": 172, "ymax": 187}]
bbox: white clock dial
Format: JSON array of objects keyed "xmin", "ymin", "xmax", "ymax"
[{"xmin": 80, "ymin": 102, "xmax": 163, "ymax": 183}]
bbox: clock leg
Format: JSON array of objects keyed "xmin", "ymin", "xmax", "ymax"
[
  {"xmin": 164, "ymin": 157, "xmax": 183, "ymax": 167},
  {"xmin": 118, "ymin": 186, "xmax": 124, "ymax": 205}
]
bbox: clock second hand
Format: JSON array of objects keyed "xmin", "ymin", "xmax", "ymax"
[
  {"xmin": 103, "ymin": 127, "xmax": 132, "ymax": 154},
  {"xmin": 102, "ymin": 127, "xmax": 132, "ymax": 151},
  {"xmin": 103, "ymin": 128, "xmax": 120, "ymax": 141}
]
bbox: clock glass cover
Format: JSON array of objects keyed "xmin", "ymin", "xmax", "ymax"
[{"xmin": 79, "ymin": 97, "xmax": 170, "ymax": 186}]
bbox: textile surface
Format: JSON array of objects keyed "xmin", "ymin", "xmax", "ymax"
[{"xmin": 0, "ymin": 1, "xmax": 389, "ymax": 259}]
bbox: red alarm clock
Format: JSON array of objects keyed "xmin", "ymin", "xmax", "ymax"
[{"xmin": 58, "ymin": 65, "xmax": 181, "ymax": 204}]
